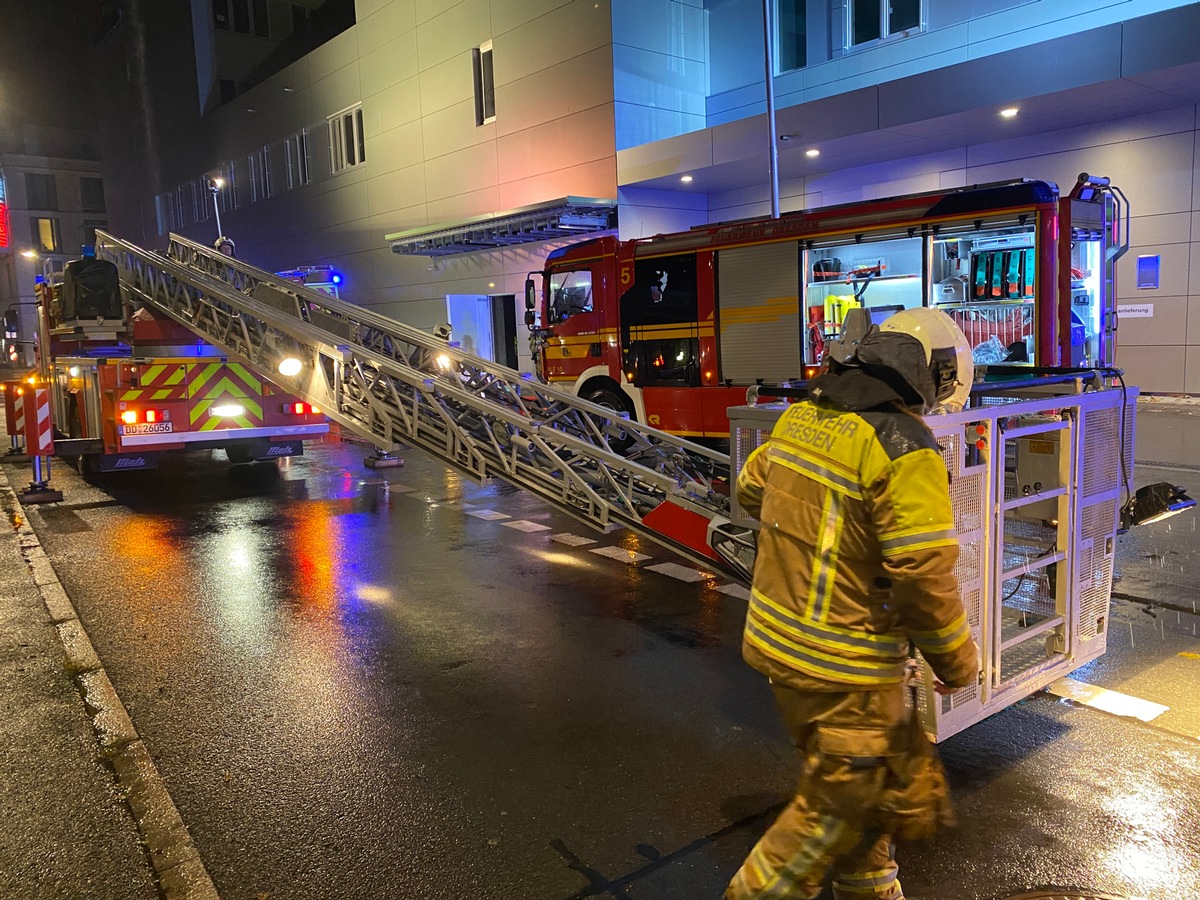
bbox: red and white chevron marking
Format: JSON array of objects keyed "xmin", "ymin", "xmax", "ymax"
[
  {"xmin": 13, "ymin": 389, "xmax": 26, "ymax": 437},
  {"xmin": 20, "ymin": 387, "xmax": 53, "ymax": 455}
]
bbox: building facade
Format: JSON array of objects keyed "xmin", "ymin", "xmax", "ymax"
[{"xmin": 100, "ymin": 0, "xmax": 1200, "ymax": 391}]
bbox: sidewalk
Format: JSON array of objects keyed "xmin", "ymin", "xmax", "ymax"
[{"xmin": 0, "ymin": 459, "xmax": 159, "ymax": 898}]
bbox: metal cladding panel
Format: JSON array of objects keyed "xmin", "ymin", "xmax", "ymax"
[{"xmin": 716, "ymin": 243, "xmax": 801, "ymax": 385}]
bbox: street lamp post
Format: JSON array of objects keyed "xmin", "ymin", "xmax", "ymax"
[
  {"xmin": 762, "ymin": 0, "xmax": 780, "ymax": 219},
  {"xmin": 208, "ymin": 177, "xmax": 225, "ymax": 237}
]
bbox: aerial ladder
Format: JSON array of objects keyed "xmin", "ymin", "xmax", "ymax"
[
  {"xmin": 93, "ymin": 231, "xmax": 757, "ymax": 581},
  {"xmin": 91, "ymin": 229, "xmax": 1184, "ymax": 743}
]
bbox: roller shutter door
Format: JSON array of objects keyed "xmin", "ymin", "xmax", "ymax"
[{"xmin": 716, "ymin": 242, "xmax": 802, "ymax": 384}]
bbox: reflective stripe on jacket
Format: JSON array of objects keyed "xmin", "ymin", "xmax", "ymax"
[{"xmin": 737, "ymin": 400, "xmax": 977, "ymax": 691}]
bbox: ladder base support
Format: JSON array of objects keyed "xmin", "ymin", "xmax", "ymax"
[
  {"xmin": 19, "ymin": 487, "xmax": 63, "ymax": 504},
  {"xmin": 364, "ymin": 454, "xmax": 404, "ymax": 469}
]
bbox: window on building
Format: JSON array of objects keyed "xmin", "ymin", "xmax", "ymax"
[
  {"xmin": 231, "ymin": 0, "xmax": 250, "ymax": 32},
  {"xmin": 849, "ymin": 0, "xmax": 922, "ymax": 46},
  {"xmin": 81, "ymin": 220, "xmax": 107, "ymax": 247},
  {"xmin": 249, "ymin": 146, "xmax": 272, "ymax": 201},
  {"xmin": 252, "ymin": 0, "xmax": 268, "ymax": 36},
  {"xmin": 285, "ymin": 130, "xmax": 310, "ymax": 188},
  {"xmin": 80, "ymin": 177, "xmax": 106, "ymax": 213},
  {"xmin": 472, "ymin": 41, "xmax": 495, "ymax": 126},
  {"xmin": 328, "ymin": 105, "xmax": 365, "ymax": 173},
  {"xmin": 25, "ymin": 173, "xmax": 58, "ymax": 211},
  {"xmin": 225, "ymin": 163, "xmax": 240, "ymax": 210},
  {"xmin": 192, "ymin": 179, "xmax": 211, "ymax": 222},
  {"xmin": 31, "ymin": 216, "xmax": 61, "ymax": 252},
  {"xmin": 776, "ymin": 0, "xmax": 806, "ymax": 71},
  {"xmin": 223, "ymin": 0, "xmax": 268, "ymax": 36}
]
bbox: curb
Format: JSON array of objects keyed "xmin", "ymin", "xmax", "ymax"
[{"xmin": 0, "ymin": 465, "xmax": 220, "ymax": 900}]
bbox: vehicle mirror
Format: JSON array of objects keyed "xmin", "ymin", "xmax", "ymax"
[
  {"xmin": 524, "ymin": 310, "xmax": 535, "ymax": 328},
  {"xmin": 524, "ymin": 279, "xmax": 536, "ymax": 310}
]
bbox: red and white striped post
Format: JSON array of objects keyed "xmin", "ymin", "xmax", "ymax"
[
  {"xmin": 17, "ymin": 386, "xmax": 62, "ymax": 503},
  {"xmin": 2, "ymin": 381, "xmax": 25, "ymax": 454}
]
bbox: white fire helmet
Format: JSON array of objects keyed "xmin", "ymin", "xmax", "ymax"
[{"xmin": 876, "ymin": 307, "xmax": 974, "ymax": 413}]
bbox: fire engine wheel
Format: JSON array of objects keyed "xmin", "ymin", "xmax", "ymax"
[{"xmin": 584, "ymin": 387, "xmax": 634, "ymax": 452}]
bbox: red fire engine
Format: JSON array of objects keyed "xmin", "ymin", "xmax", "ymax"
[
  {"xmin": 526, "ymin": 176, "xmax": 1125, "ymax": 439},
  {"xmin": 34, "ymin": 253, "xmax": 327, "ymax": 472}
]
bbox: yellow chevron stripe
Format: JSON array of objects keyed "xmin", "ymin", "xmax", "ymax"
[
  {"xmin": 140, "ymin": 364, "xmax": 167, "ymax": 385},
  {"xmin": 190, "ymin": 363, "xmax": 221, "ymax": 395},
  {"xmin": 228, "ymin": 364, "xmax": 261, "ymax": 392},
  {"xmin": 164, "ymin": 367, "xmax": 187, "ymax": 386},
  {"xmin": 202, "ymin": 375, "xmax": 251, "ymax": 401},
  {"xmin": 119, "ymin": 389, "xmax": 144, "ymax": 401},
  {"xmin": 199, "ymin": 414, "xmax": 254, "ymax": 432},
  {"xmin": 151, "ymin": 389, "xmax": 174, "ymax": 400}
]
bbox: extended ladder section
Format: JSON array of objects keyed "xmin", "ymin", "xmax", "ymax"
[{"xmin": 93, "ymin": 231, "xmax": 755, "ymax": 580}]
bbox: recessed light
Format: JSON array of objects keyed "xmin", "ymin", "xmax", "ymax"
[
  {"xmin": 283, "ymin": 86, "xmax": 294, "ymax": 92},
  {"xmin": 1000, "ymin": 107, "xmax": 1019, "ymax": 118},
  {"xmin": 680, "ymin": 175, "xmax": 693, "ymax": 183},
  {"xmin": 805, "ymin": 148, "xmax": 820, "ymax": 158}
]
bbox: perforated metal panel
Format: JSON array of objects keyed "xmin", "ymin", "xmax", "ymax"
[{"xmin": 1082, "ymin": 406, "xmax": 1120, "ymax": 498}]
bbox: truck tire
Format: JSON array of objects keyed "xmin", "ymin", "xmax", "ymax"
[{"xmin": 584, "ymin": 387, "xmax": 634, "ymax": 452}]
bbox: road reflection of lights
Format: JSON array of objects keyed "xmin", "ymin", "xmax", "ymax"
[
  {"xmin": 527, "ymin": 547, "xmax": 594, "ymax": 570},
  {"xmin": 1102, "ymin": 781, "xmax": 1176, "ymax": 893},
  {"xmin": 355, "ymin": 584, "xmax": 393, "ymax": 605},
  {"xmin": 227, "ymin": 545, "xmax": 251, "ymax": 570}
]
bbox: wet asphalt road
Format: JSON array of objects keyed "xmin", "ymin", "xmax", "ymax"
[{"xmin": 8, "ymin": 430, "xmax": 1200, "ymax": 900}]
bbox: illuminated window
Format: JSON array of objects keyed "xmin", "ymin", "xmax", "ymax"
[
  {"xmin": 285, "ymin": 130, "xmax": 310, "ymax": 188},
  {"xmin": 472, "ymin": 41, "xmax": 495, "ymax": 126},
  {"xmin": 849, "ymin": 0, "xmax": 922, "ymax": 46},
  {"xmin": 328, "ymin": 104, "xmax": 365, "ymax": 173},
  {"xmin": 31, "ymin": 216, "xmax": 61, "ymax": 252},
  {"xmin": 776, "ymin": 0, "xmax": 806, "ymax": 72}
]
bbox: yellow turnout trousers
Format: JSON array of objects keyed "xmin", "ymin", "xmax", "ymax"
[{"xmin": 727, "ymin": 683, "xmax": 930, "ymax": 900}]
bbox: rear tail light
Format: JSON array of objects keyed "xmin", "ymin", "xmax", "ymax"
[
  {"xmin": 121, "ymin": 408, "xmax": 170, "ymax": 424},
  {"xmin": 283, "ymin": 402, "xmax": 321, "ymax": 415}
]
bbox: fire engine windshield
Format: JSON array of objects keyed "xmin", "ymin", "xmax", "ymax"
[{"xmin": 548, "ymin": 269, "xmax": 593, "ymax": 323}]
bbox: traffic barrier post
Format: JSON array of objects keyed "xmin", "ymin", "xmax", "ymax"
[
  {"xmin": 17, "ymin": 386, "xmax": 62, "ymax": 503},
  {"xmin": 2, "ymin": 381, "xmax": 27, "ymax": 456}
]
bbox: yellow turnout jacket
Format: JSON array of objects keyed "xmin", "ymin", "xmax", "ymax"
[{"xmin": 736, "ymin": 396, "xmax": 978, "ymax": 692}]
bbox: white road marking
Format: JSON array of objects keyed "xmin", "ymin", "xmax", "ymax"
[
  {"xmin": 590, "ymin": 546, "xmax": 652, "ymax": 564},
  {"xmin": 503, "ymin": 520, "xmax": 552, "ymax": 533},
  {"xmin": 465, "ymin": 509, "xmax": 510, "ymax": 521},
  {"xmin": 719, "ymin": 583, "xmax": 752, "ymax": 601},
  {"xmin": 1046, "ymin": 677, "xmax": 1169, "ymax": 723},
  {"xmin": 552, "ymin": 533, "xmax": 597, "ymax": 547},
  {"xmin": 647, "ymin": 562, "xmax": 706, "ymax": 582}
]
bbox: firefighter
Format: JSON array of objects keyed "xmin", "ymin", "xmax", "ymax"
[
  {"xmin": 727, "ymin": 307, "xmax": 980, "ymax": 900},
  {"xmin": 214, "ymin": 235, "xmax": 236, "ymax": 258}
]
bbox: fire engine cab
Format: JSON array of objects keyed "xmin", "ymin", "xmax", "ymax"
[{"xmin": 36, "ymin": 250, "xmax": 328, "ymax": 472}]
